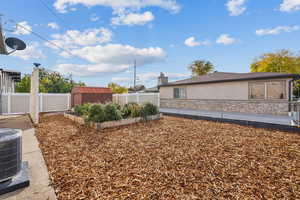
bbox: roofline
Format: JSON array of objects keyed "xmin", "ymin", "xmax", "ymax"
[
  {"xmin": 0, "ymin": 68, "xmax": 21, "ymax": 82},
  {"xmin": 159, "ymin": 74, "xmax": 300, "ymax": 87}
]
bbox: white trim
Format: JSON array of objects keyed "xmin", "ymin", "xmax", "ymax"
[
  {"xmin": 40, "ymin": 93, "xmax": 44, "ymax": 112},
  {"xmin": 67, "ymin": 93, "xmax": 70, "ymax": 110},
  {"xmin": 7, "ymin": 93, "xmax": 11, "ymax": 114}
]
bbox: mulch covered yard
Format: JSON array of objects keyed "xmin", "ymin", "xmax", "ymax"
[{"xmin": 36, "ymin": 114, "xmax": 300, "ymax": 200}]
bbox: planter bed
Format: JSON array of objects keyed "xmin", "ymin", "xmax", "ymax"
[
  {"xmin": 36, "ymin": 115, "xmax": 300, "ymax": 200},
  {"xmin": 64, "ymin": 112, "xmax": 162, "ymax": 130}
]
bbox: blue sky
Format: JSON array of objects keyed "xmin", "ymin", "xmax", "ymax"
[{"xmin": 1, "ymin": 0, "xmax": 300, "ymax": 87}]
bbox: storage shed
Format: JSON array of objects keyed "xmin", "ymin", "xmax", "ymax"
[{"xmin": 71, "ymin": 86, "xmax": 112, "ymax": 107}]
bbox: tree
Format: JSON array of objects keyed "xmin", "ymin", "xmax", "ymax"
[
  {"xmin": 107, "ymin": 82, "xmax": 128, "ymax": 94},
  {"xmin": 251, "ymin": 50, "xmax": 300, "ymax": 74},
  {"xmin": 188, "ymin": 60, "xmax": 215, "ymax": 76},
  {"xmin": 15, "ymin": 68, "xmax": 85, "ymax": 93},
  {"xmin": 250, "ymin": 50, "xmax": 300, "ymax": 98}
]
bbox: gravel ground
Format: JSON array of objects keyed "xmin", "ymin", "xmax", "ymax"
[{"xmin": 36, "ymin": 114, "xmax": 300, "ymax": 200}]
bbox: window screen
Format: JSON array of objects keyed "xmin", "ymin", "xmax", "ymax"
[
  {"xmin": 249, "ymin": 81, "xmax": 286, "ymax": 100},
  {"xmin": 249, "ymin": 82, "xmax": 265, "ymax": 99},
  {"xmin": 174, "ymin": 88, "xmax": 186, "ymax": 99},
  {"xmin": 266, "ymin": 81, "xmax": 285, "ymax": 99}
]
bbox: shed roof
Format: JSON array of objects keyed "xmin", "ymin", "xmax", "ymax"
[
  {"xmin": 160, "ymin": 72, "xmax": 300, "ymax": 87},
  {"xmin": 72, "ymin": 86, "xmax": 112, "ymax": 94}
]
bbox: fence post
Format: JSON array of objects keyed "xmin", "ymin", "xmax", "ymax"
[
  {"xmin": 7, "ymin": 93, "xmax": 11, "ymax": 114},
  {"xmin": 67, "ymin": 93, "xmax": 71, "ymax": 110},
  {"xmin": 125, "ymin": 95, "xmax": 128, "ymax": 104},
  {"xmin": 40, "ymin": 93, "xmax": 43, "ymax": 112},
  {"xmin": 136, "ymin": 93, "xmax": 140, "ymax": 104},
  {"xmin": 157, "ymin": 93, "xmax": 160, "ymax": 107}
]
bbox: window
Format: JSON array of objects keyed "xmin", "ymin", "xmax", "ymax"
[
  {"xmin": 266, "ymin": 81, "xmax": 285, "ymax": 100},
  {"xmin": 249, "ymin": 81, "xmax": 286, "ymax": 100},
  {"xmin": 249, "ymin": 82, "xmax": 265, "ymax": 99},
  {"xmin": 174, "ymin": 88, "xmax": 186, "ymax": 99}
]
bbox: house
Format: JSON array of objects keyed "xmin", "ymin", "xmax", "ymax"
[
  {"xmin": 0, "ymin": 69, "xmax": 21, "ymax": 93},
  {"xmin": 159, "ymin": 72, "xmax": 300, "ymax": 115}
]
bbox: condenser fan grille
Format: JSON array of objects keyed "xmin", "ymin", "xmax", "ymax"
[{"xmin": 0, "ymin": 129, "xmax": 22, "ymax": 182}]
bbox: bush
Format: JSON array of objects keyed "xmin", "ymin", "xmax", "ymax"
[
  {"xmin": 121, "ymin": 103, "xmax": 141, "ymax": 118},
  {"xmin": 74, "ymin": 103, "xmax": 91, "ymax": 116},
  {"xmin": 87, "ymin": 104, "xmax": 106, "ymax": 123},
  {"xmin": 104, "ymin": 103, "xmax": 122, "ymax": 121},
  {"xmin": 140, "ymin": 103, "xmax": 159, "ymax": 120}
]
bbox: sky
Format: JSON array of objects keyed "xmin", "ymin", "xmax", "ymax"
[{"xmin": 0, "ymin": 0, "xmax": 300, "ymax": 88}]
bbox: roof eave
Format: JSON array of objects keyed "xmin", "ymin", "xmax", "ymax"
[{"xmin": 160, "ymin": 74, "xmax": 300, "ymax": 87}]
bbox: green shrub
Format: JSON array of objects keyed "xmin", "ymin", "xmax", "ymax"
[
  {"xmin": 74, "ymin": 103, "xmax": 91, "ymax": 116},
  {"xmin": 104, "ymin": 103, "xmax": 122, "ymax": 121},
  {"xmin": 111, "ymin": 102, "xmax": 122, "ymax": 110},
  {"xmin": 140, "ymin": 103, "xmax": 159, "ymax": 120},
  {"xmin": 87, "ymin": 104, "xmax": 106, "ymax": 123},
  {"xmin": 121, "ymin": 103, "xmax": 141, "ymax": 118}
]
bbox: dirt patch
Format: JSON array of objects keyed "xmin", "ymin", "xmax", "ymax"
[{"xmin": 36, "ymin": 114, "xmax": 300, "ymax": 200}]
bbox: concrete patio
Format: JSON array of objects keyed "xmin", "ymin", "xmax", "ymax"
[
  {"xmin": 0, "ymin": 115, "xmax": 56, "ymax": 200},
  {"xmin": 160, "ymin": 108, "xmax": 299, "ymax": 130}
]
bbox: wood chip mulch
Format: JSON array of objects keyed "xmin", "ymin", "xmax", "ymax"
[{"xmin": 36, "ymin": 114, "xmax": 300, "ymax": 200}]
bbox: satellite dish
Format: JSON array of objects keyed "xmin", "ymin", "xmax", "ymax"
[{"xmin": 5, "ymin": 37, "xmax": 26, "ymax": 54}]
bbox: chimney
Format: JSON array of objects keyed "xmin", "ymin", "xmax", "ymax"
[{"xmin": 158, "ymin": 72, "xmax": 168, "ymax": 86}]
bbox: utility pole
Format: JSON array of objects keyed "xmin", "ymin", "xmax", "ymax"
[{"xmin": 133, "ymin": 60, "xmax": 136, "ymax": 92}]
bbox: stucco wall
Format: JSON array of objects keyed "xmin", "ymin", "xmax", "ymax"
[
  {"xmin": 159, "ymin": 78, "xmax": 292, "ymax": 116},
  {"xmin": 160, "ymin": 79, "xmax": 291, "ymax": 100}
]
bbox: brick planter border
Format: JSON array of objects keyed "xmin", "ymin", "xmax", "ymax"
[{"xmin": 64, "ymin": 113, "xmax": 162, "ymax": 130}]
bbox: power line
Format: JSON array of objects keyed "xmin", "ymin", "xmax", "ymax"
[
  {"xmin": 7, "ymin": 18, "xmax": 74, "ymax": 56},
  {"xmin": 37, "ymin": 0, "xmax": 73, "ymax": 30}
]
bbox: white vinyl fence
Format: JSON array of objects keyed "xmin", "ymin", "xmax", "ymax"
[
  {"xmin": 1, "ymin": 93, "xmax": 71, "ymax": 115},
  {"xmin": 113, "ymin": 93, "xmax": 160, "ymax": 107}
]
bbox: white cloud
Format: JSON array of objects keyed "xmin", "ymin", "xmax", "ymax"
[
  {"xmin": 56, "ymin": 63, "xmax": 129, "ymax": 76},
  {"xmin": 226, "ymin": 0, "xmax": 247, "ymax": 16},
  {"xmin": 256, "ymin": 25, "xmax": 299, "ymax": 36},
  {"xmin": 90, "ymin": 14, "xmax": 100, "ymax": 22},
  {"xmin": 54, "ymin": 0, "xmax": 180, "ymax": 13},
  {"xmin": 111, "ymin": 11, "xmax": 154, "ymax": 26},
  {"xmin": 48, "ymin": 22, "xmax": 60, "ymax": 29},
  {"xmin": 112, "ymin": 77, "xmax": 132, "ymax": 82},
  {"xmin": 216, "ymin": 34, "xmax": 236, "ymax": 45},
  {"xmin": 13, "ymin": 21, "xmax": 32, "ymax": 35},
  {"xmin": 12, "ymin": 43, "xmax": 46, "ymax": 60},
  {"xmin": 56, "ymin": 44, "xmax": 166, "ymax": 77},
  {"xmin": 46, "ymin": 28, "xmax": 112, "ymax": 50},
  {"xmin": 70, "ymin": 44, "xmax": 166, "ymax": 65},
  {"xmin": 184, "ymin": 37, "xmax": 210, "ymax": 47},
  {"xmin": 280, "ymin": 0, "xmax": 300, "ymax": 12}
]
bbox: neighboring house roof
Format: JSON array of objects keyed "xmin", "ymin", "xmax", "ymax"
[
  {"xmin": 128, "ymin": 84, "xmax": 145, "ymax": 93},
  {"xmin": 72, "ymin": 86, "xmax": 112, "ymax": 94},
  {"xmin": 160, "ymin": 72, "xmax": 300, "ymax": 87},
  {"xmin": 141, "ymin": 86, "xmax": 159, "ymax": 93},
  {"xmin": 0, "ymin": 69, "xmax": 21, "ymax": 82}
]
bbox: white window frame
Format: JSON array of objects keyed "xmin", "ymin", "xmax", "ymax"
[
  {"xmin": 173, "ymin": 87, "xmax": 186, "ymax": 99},
  {"xmin": 249, "ymin": 80, "xmax": 286, "ymax": 100}
]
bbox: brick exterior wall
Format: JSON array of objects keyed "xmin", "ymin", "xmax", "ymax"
[{"xmin": 160, "ymin": 98, "xmax": 290, "ymax": 116}]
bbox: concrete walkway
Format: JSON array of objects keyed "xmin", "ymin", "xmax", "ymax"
[
  {"xmin": 160, "ymin": 108, "xmax": 294, "ymax": 126},
  {"xmin": 0, "ymin": 116, "xmax": 57, "ymax": 200}
]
